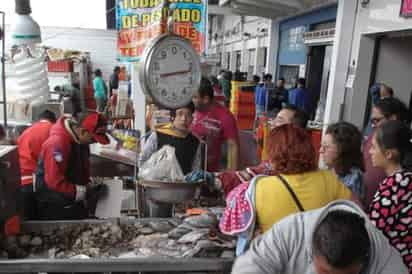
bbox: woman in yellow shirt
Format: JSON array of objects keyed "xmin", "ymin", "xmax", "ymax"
[
  {"xmin": 219, "ymin": 124, "xmax": 361, "ymax": 255},
  {"xmin": 255, "ymin": 124, "xmax": 357, "ymax": 232}
]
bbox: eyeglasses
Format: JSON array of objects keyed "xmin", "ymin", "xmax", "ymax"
[
  {"xmin": 320, "ymin": 143, "xmax": 337, "ymax": 151},
  {"xmin": 370, "ymin": 116, "xmax": 385, "ymax": 126}
]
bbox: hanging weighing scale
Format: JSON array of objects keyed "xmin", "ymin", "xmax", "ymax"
[
  {"xmin": 139, "ymin": 14, "xmax": 202, "ymax": 109},
  {"xmin": 137, "ymin": 6, "xmax": 205, "ymax": 217}
]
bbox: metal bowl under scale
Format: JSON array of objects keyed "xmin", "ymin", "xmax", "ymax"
[{"xmin": 138, "ymin": 180, "xmax": 202, "ymax": 204}]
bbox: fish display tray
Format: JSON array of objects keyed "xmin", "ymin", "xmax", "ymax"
[{"xmin": 0, "ymin": 218, "xmax": 234, "ymax": 273}]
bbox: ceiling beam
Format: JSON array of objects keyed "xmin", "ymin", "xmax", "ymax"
[
  {"xmin": 208, "ymin": 4, "xmax": 239, "ymax": 15},
  {"xmin": 236, "ymin": 0, "xmax": 303, "ymax": 10},
  {"xmin": 219, "ymin": 0, "xmax": 231, "ymax": 6},
  {"xmin": 218, "ymin": 0, "xmax": 336, "ymax": 20},
  {"xmin": 218, "ymin": 0, "xmax": 302, "ymax": 18},
  {"xmin": 230, "ymin": 2, "xmax": 286, "ymax": 18}
]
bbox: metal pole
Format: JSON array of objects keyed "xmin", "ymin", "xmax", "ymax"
[
  {"xmin": 0, "ymin": 11, "xmax": 6, "ymax": 128},
  {"xmin": 78, "ymin": 58, "xmax": 87, "ymax": 113}
]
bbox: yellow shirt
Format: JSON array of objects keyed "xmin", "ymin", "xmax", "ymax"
[{"xmin": 255, "ymin": 170, "xmax": 352, "ymax": 232}]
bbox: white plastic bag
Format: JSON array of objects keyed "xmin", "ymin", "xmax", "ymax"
[{"xmin": 139, "ymin": 145, "xmax": 185, "ymax": 182}]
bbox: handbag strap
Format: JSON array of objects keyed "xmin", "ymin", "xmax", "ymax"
[{"xmin": 276, "ymin": 175, "xmax": 305, "ymax": 212}]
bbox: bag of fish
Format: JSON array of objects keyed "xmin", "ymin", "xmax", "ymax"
[{"xmin": 139, "ymin": 145, "xmax": 185, "ymax": 182}]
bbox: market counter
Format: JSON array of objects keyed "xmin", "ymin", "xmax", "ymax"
[
  {"xmin": 89, "ymin": 144, "xmax": 136, "ymax": 177},
  {"xmin": 89, "ymin": 153, "xmax": 135, "ymax": 177},
  {"xmin": 0, "ymin": 256, "xmax": 233, "ymax": 273},
  {"xmin": 0, "ymin": 216, "xmax": 235, "ymax": 273}
]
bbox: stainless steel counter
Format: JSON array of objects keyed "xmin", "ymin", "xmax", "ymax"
[
  {"xmin": 89, "ymin": 144, "xmax": 137, "ymax": 177},
  {"xmin": 0, "ymin": 257, "xmax": 233, "ymax": 273},
  {"xmin": 0, "ymin": 219, "xmax": 234, "ymax": 273}
]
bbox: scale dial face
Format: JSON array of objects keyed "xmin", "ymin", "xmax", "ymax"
[{"xmin": 140, "ymin": 34, "xmax": 201, "ymax": 109}]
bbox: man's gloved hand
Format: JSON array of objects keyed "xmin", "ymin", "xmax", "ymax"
[
  {"xmin": 86, "ymin": 184, "xmax": 109, "ymax": 201},
  {"xmin": 185, "ymin": 170, "xmax": 215, "ymax": 185}
]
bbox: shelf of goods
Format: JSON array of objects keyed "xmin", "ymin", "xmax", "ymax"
[{"xmin": 47, "ymin": 60, "xmax": 74, "ymax": 73}]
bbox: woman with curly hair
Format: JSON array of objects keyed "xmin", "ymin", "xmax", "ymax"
[
  {"xmin": 254, "ymin": 124, "xmax": 356, "ymax": 232},
  {"xmin": 321, "ymin": 122, "xmax": 365, "ymax": 201},
  {"xmin": 220, "ymin": 125, "xmax": 358, "ymax": 255}
]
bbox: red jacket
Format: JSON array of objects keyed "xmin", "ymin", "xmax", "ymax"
[
  {"xmin": 17, "ymin": 120, "xmax": 53, "ymax": 186},
  {"xmin": 38, "ymin": 117, "xmax": 90, "ymax": 201}
]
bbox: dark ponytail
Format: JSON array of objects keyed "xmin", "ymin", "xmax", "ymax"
[
  {"xmin": 376, "ymin": 120, "xmax": 412, "ymax": 170},
  {"xmin": 374, "ymin": 97, "xmax": 410, "ymax": 125}
]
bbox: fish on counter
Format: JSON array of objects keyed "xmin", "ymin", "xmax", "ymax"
[
  {"xmin": 184, "ymin": 214, "xmax": 218, "ymax": 228},
  {"xmin": 0, "ymin": 213, "xmax": 235, "ymax": 260},
  {"xmin": 178, "ymin": 229, "xmax": 209, "ymax": 244}
]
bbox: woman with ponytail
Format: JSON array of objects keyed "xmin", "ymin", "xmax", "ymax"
[
  {"xmin": 363, "ymin": 97, "xmax": 410, "ymax": 205},
  {"xmin": 368, "ymin": 120, "xmax": 412, "ymax": 272}
]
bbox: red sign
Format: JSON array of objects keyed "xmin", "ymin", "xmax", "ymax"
[{"xmin": 401, "ymin": 0, "xmax": 412, "ymax": 17}]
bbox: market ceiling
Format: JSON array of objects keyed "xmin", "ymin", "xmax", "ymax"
[{"xmin": 208, "ymin": 0, "xmax": 337, "ymax": 18}]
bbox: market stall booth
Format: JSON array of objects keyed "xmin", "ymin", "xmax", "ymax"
[{"xmin": 0, "ymin": 1, "xmax": 237, "ymax": 272}]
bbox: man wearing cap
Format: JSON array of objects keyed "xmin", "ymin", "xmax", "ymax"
[{"xmin": 34, "ymin": 113, "xmax": 110, "ymax": 220}]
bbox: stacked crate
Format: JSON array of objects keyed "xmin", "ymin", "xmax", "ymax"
[
  {"xmin": 230, "ymin": 81, "xmax": 256, "ymax": 130},
  {"xmin": 309, "ymin": 128, "xmax": 322, "ymax": 163},
  {"xmin": 84, "ymin": 83, "xmax": 96, "ymax": 111},
  {"xmin": 256, "ymin": 116, "xmax": 269, "ymax": 161}
]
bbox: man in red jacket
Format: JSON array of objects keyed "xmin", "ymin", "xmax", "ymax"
[
  {"xmin": 35, "ymin": 112, "xmax": 110, "ymax": 220},
  {"xmin": 18, "ymin": 111, "xmax": 57, "ymax": 185},
  {"xmin": 17, "ymin": 110, "xmax": 57, "ymax": 219}
]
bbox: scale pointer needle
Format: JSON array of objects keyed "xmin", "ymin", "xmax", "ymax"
[{"xmin": 160, "ymin": 70, "xmax": 191, "ymax": 78}]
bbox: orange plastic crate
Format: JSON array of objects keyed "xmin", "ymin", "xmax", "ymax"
[
  {"xmin": 233, "ymin": 114, "xmax": 255, "ymax": 121},
  {"xmin": 310, "ymin": 129, "xmax": 322, "ymax": 162},
  {"xmin": 236, "ymin": 116, "xmax": 255, "ymax": 130},
  {"xmin": 234, "ymin": 112, "xmax": 255, "ymax": 118},
  {"xmin": 233, "ymin": 92, "xmax": 255, "ymax": 104},
  {"xmin": 232, "ymin": 104, "xmax": 255, "ymax": 117}
]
